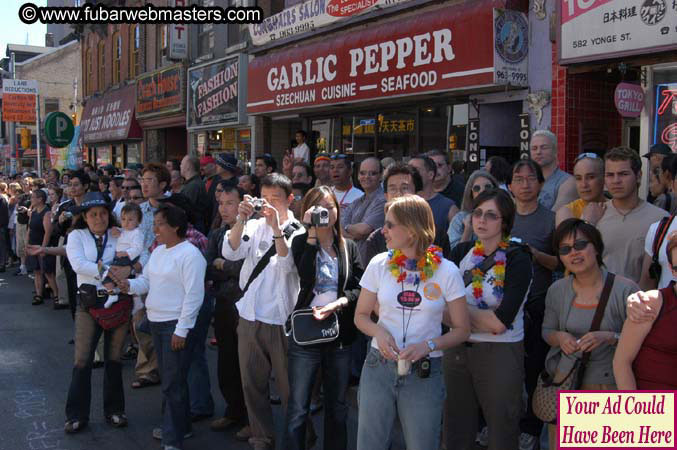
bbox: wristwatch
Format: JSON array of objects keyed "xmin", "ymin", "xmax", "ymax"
[
  {"xmin": 426, "ymin": 339, "xmax": 437, "ymax": 353},
  {"xmin": 613, "ymin": 332, "xmax": 621, "ymax": 343}
]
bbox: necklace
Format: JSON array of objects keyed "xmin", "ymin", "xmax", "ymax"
[
  {"xmin": 470, "ymin": 237, "xmax": 510, "ymax": 309},
  {"xmin": 388, "ymin": 245, "xmax": 442, "ymax": 284}
]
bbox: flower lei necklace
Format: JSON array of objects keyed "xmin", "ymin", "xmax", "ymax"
[
  {"xmin": 388, "ymin": 245, "xmax": 442, "ymax": 284},
  {"xmin": 470, "ymin": 237, "xmax": 510, "ymax": 309}
]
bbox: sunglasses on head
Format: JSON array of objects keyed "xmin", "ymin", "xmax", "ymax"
[
  {"xmin": 558, "ymin": 239, "xmax": 590, "ymax": 255},
  {"xmin": 574, "ymin": 152, "xmax": 600, "ymax": 162},
  {"xmin": 330, "ymin": 154, "xmax": 349, "ymax": 160}
]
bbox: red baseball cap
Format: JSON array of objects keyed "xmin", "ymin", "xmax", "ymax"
[{"xmin": 200, "ymin": 155, "xmax": 216, "ymax": 166}]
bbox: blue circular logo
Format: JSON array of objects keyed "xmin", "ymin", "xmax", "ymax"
[{"xmin": 495, "ymin": 10, "xmax": 529, "ymax": 64}]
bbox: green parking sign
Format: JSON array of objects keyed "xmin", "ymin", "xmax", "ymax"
[{"xmin": 44, "ymin": 112, "xmax": 74, "ymax": 148}]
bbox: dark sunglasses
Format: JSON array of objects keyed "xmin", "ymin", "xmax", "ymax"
[
  {"xmin": 558, "ymin": 239, "xmax": 590, "ymax": 256},
  {"xmin": 472, "ymin": 183, "xmax": 494, "ymax": 193},
  {"xmin": 122, "ymin": 186, "xmax": 139, "ymax": 190},
  {"xmin": 471, "ymin": 209, "xmax": 501, "ymax": 222}
]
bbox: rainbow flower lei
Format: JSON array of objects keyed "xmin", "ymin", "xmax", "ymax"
[
  {"xmin": 470, "ymin": 237, "xmax": 510, "ymax": 309},
  {"xmin": 388, "ymin": 246, "xmax": 443, "ymax": 284}
]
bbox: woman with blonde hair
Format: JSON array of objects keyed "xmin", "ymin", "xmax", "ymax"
[
  {"xmin": 286, "ymin": 185, "xmax": 363, "ymax": 450},
  {"xmin": 354, "ymin": 194, "xmax": 470, "ymax": 450}
]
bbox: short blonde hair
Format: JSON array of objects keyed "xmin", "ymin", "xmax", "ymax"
[{"xmin": 386, "ymin": 195, "xmax": 435, "ymax": 256}]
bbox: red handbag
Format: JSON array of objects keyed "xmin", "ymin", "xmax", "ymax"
[{"xmin": 88, "ymin": 294, "xmax": 132, "ymax": 330}]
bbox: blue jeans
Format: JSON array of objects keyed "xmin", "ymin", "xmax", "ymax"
[
  {"xmin": 286, "ymin": 339, "xmax": 351, "ymax": 450},
  {"xmin": 357, "ymin": 348, "xmax": 445, "ymax": 450},
  {"xmin": 150, "ymin": 319, "xmax": 198, "ymax": 448},
  {"xmin": 187, "ymin": 296, "xmax": 215, "ymax": 416}
]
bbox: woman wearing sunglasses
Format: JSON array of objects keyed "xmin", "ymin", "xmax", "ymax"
[
  {"xmin": 614, "ymin": 232, "xmax": 677, "ymax": 390},
  {"xmin": 445, "ymin": 189, "xmax": 532, "ymax": 450},
  {"xmin": 447, "ymin": 170, "xmax": 499, "ymax": 249},
  {"xmin": 542, "ymin": 218, "xmax": 638, "ymax": 449}
]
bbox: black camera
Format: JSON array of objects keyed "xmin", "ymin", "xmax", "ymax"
[
  {"xmin": 417, "ymin": 357, "xmax": 431, "ymax": 379},
  {"xmin": 310, "ymin": 206, "xmax": 329, "ymax": 227}
]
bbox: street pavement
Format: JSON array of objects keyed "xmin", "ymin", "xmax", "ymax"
[{"xmin": 0, "ymin": 271, "xmax": 364, "ymax": 450}]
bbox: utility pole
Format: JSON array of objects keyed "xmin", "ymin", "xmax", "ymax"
[
  {"xmin": 9, "ymin": 52, "xmax": 16, "ymax": 175},
  {"xmin": 36, "ymin": 94, "xmax": 41, "ymax": 177}
]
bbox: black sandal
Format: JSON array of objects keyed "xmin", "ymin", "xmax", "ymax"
[
  {"xmin": 64, "ymin": 420, "xmax": 87, "ymax": 434},
  {"xmin": 32, "ymin": 295, "xmax": 44, "ymax": 305},
  {"xmin": 106, "ymin": 414, "xmax": 128, "ymax": 428}
]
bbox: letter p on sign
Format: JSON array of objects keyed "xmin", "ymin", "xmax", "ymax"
[{"xmin": 44, "ymin": 112, "xmax": 75, "ymax": 148}]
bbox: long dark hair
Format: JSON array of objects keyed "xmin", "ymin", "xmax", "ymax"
[
  {"xmin": 300, "ymin": 185, "xmax": 343, "ymax": 247},
  {"xmin": 553, "ymin": 218, "xmax": 604, "ymax": 267}
]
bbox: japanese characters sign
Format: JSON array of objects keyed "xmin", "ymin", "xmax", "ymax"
[{"xmin": 560, "ymin": 0, "xmax": 677, "ymax": 64}]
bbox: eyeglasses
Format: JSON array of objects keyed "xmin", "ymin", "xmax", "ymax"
[
  {"xmin": 359, "ymin": 170, "xmax": 379, "ymax": 177},
  {"xmin": 471, "ymin": 209, "xmax": 502, "ymax": 222},
  {"xmin": 558, "ymin": 239, "xmax": 590, "ymax": 256},
  {"xmin": 511, "ymin": 176, "xmax": 539, "ymax": 185},
  {"xmin": 472, "ymin": 183, "xmax": 494, "ymax": 193},
  {"xmin": 574, "ymin": 152, "xmax": 600, "ymax": 162}
]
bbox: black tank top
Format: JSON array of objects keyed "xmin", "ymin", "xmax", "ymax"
[{"xmin": 28, "ymin": 206, "xmax": 49, "ymax": 245}]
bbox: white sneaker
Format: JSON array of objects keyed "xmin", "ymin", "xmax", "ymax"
[
  {"xmin": 476, "ymin": 426, "xmax": 489, "ymax": 447},
  {"xmin": 519, "ymin": 432, "xmax": 537, "ymax": 450}
]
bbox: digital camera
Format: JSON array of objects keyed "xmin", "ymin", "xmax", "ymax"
[
  {"xmin": 310, "ymin": 206, "xmax": 330, "ymax": 227},
  {"xmin": 250, "ymin": 198, "xmax": 265, "ymax": 212}
]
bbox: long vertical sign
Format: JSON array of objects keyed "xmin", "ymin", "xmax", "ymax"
[
  {"xmin": 519, "ymin": 113, "xmax": 531, "ymax": 160},
  {"xmin": 467, "ymin": 118, "xmax": 480, "ymax": 171}
]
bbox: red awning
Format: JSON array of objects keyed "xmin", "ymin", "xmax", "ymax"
[{"xmin": 80, "ymin": 84, "xmax": 142, "ymax": 144}]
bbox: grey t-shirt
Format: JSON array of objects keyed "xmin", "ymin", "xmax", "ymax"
[{"xmin": 511, "ymin": 204, "xmax": 555, "ymax": 307}]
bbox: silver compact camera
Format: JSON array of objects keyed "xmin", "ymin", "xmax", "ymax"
[
  {"xmin": 310, "ymin": 206, "xmax": 330, "ymax": 227},
  {"xmin": 250, "ymin": 198, "xmax": 265, "ymax": 212}
]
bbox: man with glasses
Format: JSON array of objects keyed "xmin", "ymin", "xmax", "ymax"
[
  {"xmin": 507, "ymin": 160, "xmax": 558, "ymax": 450},
  {"xmin": 427, "ymin": 149, "xmax": 464, "ymax": 208},
  {"xmin": 597, "ymin": 147, "xmax": 667, "ymax": 287},
  {"xmin": 555, "ymin": 153, "xmax": 607, "ymax": 226},
  {"xmin": 341, "ymin": 157, "xmax": 386, "ymax": 266},
  {"xmin": 127, "ymin": 187, "xmax": 145, "ymax": 206},
  {"xmin": 330, "ymin": 154, "xmax": 364, "ymax": 210},
  {"xmin": 530, "ymin": 130, "xmax": 577, "ymax": 211},
  {"xmin": 365, "ymin": 162, "xmax": 450, "ymax": 264},
  {"xmin": 291, "ymin": 162, "xmax": 313, "ymax": 186}
]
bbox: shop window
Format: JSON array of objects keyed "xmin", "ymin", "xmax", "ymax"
[
  {"xmin": 85, "ymin": 48, "xmax": 93, "ymax": 96},
  {"xmin": 129, "ymin": 25, "xmax": 141, "ymax": 78},
  {"xmin": 44, "ymin": 99, "xmax": 59, "ymax": 115},
  {"xmin": 419, "ymin": 106, "xmax": 448, "ymax": 153},
  {"xmin": 112, "ymin": 31, "xmax": 121, "ymax": 84},
  {"xmin": 376, "ymin": 111, "xmax": 416, "ymax": 161},
  {"xmin": 159, "ymin": 25, "xmax": 169, "ymax": 60},
  {"xmin": 227, "ymin": 0, "xmax": 243, "ymax": 46},
  {"xmin": 97, "ymin": 41, "xmax": 105, "ymax": 91}
]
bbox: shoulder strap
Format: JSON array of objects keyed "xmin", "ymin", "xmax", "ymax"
[
  {"xmin": 652, "ymin": 215, "xmax": 675, "ymax": 263},
  {"xmin": 580, "ymin": 273, "xmax": 615, "ymax": 367},
  {"xmin": 241, "ymin": 221, "xmax": 300, "ymax": 297}
]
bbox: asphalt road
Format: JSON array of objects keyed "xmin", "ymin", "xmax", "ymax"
[{"xmin": 0, "ymin": 271, "xmax": 366, "ymax": 450}]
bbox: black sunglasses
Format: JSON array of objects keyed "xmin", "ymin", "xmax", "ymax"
[
  {"xmin": 558, "ymin": 239, "xmax": 590, "ymax": 256},
  {"xmin": 472, "ymin": 183, "xmax": 494, "ymax": 193}
]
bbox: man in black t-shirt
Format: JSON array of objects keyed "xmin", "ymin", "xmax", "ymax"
[{"xmin": 428, "ymin": 150, "xmax": 465, "ymax": 208}]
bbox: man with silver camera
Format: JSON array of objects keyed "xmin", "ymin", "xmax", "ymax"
[{"xmin": 222, "ymin": 173, "xmax": 303, "ymax": 450}]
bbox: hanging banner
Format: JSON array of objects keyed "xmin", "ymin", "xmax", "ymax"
[
  {"xmin": 614, "ymin": 82, "xmax": 645, "ymax": 118},
  {"xmin": 559, "ymin": 0, "xmax": 677, "ymax": 64},
  {"xmin": 248, "ymin": 2, "xmax": 502, "ymax": 115},
  {"xmin": 187, "ymin": 54, "xmax": 248, "ymax": 129},
  {"xmin": 48, "ymin": 145, "xmax": 67, "ymax": 171},
  {"xmin": 467, "ymin": 118, "xmax": 480, "ymax": 171},
  {"xmin": 519, "ymin": 113, "xmax": 530, "ymax": 160},
  {"xmin": 655, "ymin": 83, "xmax": 677, "ymax": 152},
  {"xmin": 249, "ymin": 0, "xmax": 413, "ymax": 47}
]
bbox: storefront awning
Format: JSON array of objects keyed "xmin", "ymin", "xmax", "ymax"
[{"xmin": 80, "ymin": 84, "xmax": 142, "ymax": 144}]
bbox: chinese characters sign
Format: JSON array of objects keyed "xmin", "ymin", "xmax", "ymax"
[
  {"xmin": 655, "ymin": 83, "xmax": 677, "ymax": 152},
  {"xmin": 560, "ymin": 0, "xmax": 677, "ymax": 64}
]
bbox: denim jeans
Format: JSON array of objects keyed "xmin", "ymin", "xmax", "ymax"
[
  {"xmin": 188, "ymin": 295, "xmax": 215, "ymax": 416},
  {"xmin": 65, "ymin": 307, "xmax": 128, "ymax": 422},
  {"xmin": 286, "ymin": 339, "xmax": 351, "ymax": 450},
  {"xmin": 150, "ymin": 319, "xmax": 199, "ymax": 448},
  {"xmin": 357, "ymin": 347, "xmax": 445, "ymax": 450}
]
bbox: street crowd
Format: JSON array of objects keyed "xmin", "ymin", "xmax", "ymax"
[{"xmin": 0, "ymin": 130, "xmax": 676, "ymax": 450}]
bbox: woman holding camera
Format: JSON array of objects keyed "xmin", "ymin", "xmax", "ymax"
[
  {"xmin": 286, "ymin": 185, "xmax": 363, "ymax": 450},
  {"xmin": 354, "ymin": 195, "xmax": 470, "ymax": 450},
  {"xmin": 64, "ymin": 192, "xmax": 128, "ymax": 433}
]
